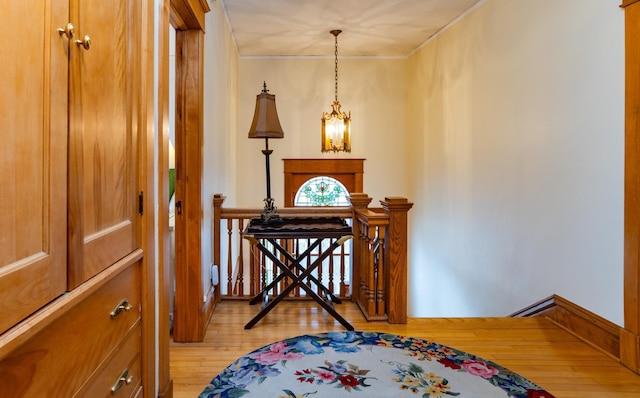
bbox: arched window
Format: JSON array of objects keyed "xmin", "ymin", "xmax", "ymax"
[
  {"xmin": 294, "ymin": 176, "xmax": 350, "ymax": 206},
  {"xmin": 282, "ymin": 158, "xmax": 364, "ymax": 206}
]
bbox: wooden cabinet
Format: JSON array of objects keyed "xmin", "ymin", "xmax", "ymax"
[
  {"xmin": 0, "ymin": 263, "xmax": 141, "ymax": 396},
  {"xmin": 0, "ymin": 0, "xmax": 154, "ymax": 396},
  {"xmin": 0, "ymin": 0, "xmax": 69, "ymax": 338},
  {"xmin": 67, "ymin": 0, "xmax": 140, "ymax": 289}
]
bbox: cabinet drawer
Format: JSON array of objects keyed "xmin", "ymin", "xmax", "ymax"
[
  {"xmin": 74, "ymin": 325, "xmax": 141, "ymax": 398},
  {"xmin": 0, "ymin": 263, "xmax": 140, "ymax": 397}
]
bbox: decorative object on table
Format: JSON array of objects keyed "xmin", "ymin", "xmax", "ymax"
[
  {"xmin": 248, "ymin": 81, "xmax": 285, "ymax": 225},
  {"xmin": 321, "ymin": 29, "xmax": 351, "ymax": 153},
  {"xmin": 199, "ymin": 331, "xmax": 555, "ymax": 398}
]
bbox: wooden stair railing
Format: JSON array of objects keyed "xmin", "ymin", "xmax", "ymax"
[
  {"xmin": 350, "ymin": 193, "xmax": 386, "ymax": 320},
  {"xmin": 350, "ymin": 194, "xmax": 414, "ymax": 323},
  {"xmin": 212, "ymin": 193, "xmax": 412, "ymax": 323}
]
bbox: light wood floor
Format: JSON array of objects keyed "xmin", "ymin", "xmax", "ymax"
[{"xmin": 170, "ymin": 300, "xmax": 640, "ymax": 398}]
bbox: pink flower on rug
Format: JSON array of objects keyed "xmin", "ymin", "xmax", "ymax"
[
  {"xmin": 461, "ymin": 359, "xmax": 499, "ymax": 379},
  {"xmin": 316, "ymin": 370, "xmax": 336, "ymax": 381},
  {"xmin": 251, "ymin": 342, "xmax": 303, "ymax": 365}
]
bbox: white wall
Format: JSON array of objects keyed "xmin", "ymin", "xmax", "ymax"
[
  {"xmin": 201, "ymin": 2, "xmax": 239, "ymax": 293},
  {"xmin": 406, "ymin": 0, "xmax": 625, "ymax": 324},
  {"xmin": 236, "ymin": 57, "xmax": 408, "ymax": 207},
  {"xmin": 202, "ymin": 0, "xmax": 625, "ymax": 325}
]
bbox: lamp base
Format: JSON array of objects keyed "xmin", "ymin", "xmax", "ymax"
[{"xmin": 261, "ymin": 197, "xmax": 283, "ymax": 226}]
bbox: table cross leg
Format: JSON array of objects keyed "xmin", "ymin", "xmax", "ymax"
[
  {"xmin": 248, "ymin": 238, "xmax": 323, "ymax": 306},
  {"xmin": 270, "ymin": 238, "xmax": 343, "ymax": 304},
  {"xmin": 243, "ymin": 235, "xmax": 353, "ymax": 330}
]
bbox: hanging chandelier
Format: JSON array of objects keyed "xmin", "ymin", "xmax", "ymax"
[{"xmin": 321, "ymin": 29, "xmax": 351, "ymax": 153}]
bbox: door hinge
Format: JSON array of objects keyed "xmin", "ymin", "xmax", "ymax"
[{"xmin": 138, "ymin": 191, "xmax": 144, "ymax": 215}]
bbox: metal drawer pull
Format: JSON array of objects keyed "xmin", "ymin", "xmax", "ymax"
[
  {"xmin": 111, "ymin": 368, "xmax": 133, "ymax": 394},
  {"xmin": 110, "ymin": 299, "xmax": 133, "ymax": 319}
]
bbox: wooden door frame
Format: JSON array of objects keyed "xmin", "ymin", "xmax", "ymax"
[
  {"xmin": 156, "ymin": 0, "xmax": 171, "ymax": 395},
  {"xmin": 168, "ymin": 0, "xmax": 210, "ymax": 345},
  {"xmin": 156, "ymin": 0, "xmax": 210, "ymax": 395},
  {"xmin": 153, "ymin": 0, "xmax": 640, "ymax": 380},
  {"xmin": 621, "ymin": 0, "xmax": 640, "ymax": 374},
  {"xmin": 139, "ymin": 1, "xmax": 159, "ymax": 397}
]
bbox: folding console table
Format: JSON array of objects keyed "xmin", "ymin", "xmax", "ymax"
[{"xmin": 242, "ymin": 216, "xmax": 354, "ymax": 330}]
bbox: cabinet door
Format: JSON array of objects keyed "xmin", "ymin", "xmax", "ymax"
[
  {"xmin": 0, "ymin": 1, "xmax": 69, "ymax": 334},
  {"xmin": 67, "ymin": 0, "xmax": 140, "ymax": 288}
]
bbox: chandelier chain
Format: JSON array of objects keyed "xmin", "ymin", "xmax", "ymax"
[{"xmin": 334, "ymin": 33, "xmax": 339, "ymax": 102}]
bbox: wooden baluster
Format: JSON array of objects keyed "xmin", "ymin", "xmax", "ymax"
[
  {"xmin": 375, "ymin": 225, "xmax": 386, "ymax": 317},
  {"xmin": 226, "ymin": 219, "xmax": 233, "ymax": 296},
  {"xmin": 293, "ymin": 238, "xmax": 300, "ymax": 298},
  {"xmin": 237, "ymin": 219, "xmax": 245, "ymax": 296},
  {"xmin": 358, "ymin": 222, "xmax": 367, "ymax": 312},
  {"xmin": 281, "ymin": 238, "xmax": 289, "ymax": 297},
  {"xmin": 271, "ymin": 241, "xmax": 278, "ymax": 296},
  {"xmin": 328, "ymin": 242, "xmax": 335, "ymax": 296},
  {"xmin": 339, "ymin": 242, "xmax": 347, "ymax": 298},
  {"xmin": 367, "ymin": 224, "xmax": 378, "ymax": 317},
  {"xmin": 251, "ymin": 244, "xmax": 258, "ymax": 294},
  {"xmin": 354, "ymin": 221, "xmax": 362, "ymax": 305},
  {"xmin": 292, "ymin": 238, "xmax": 298, "ymax": 297},
  {"xmin": 357, "ymin": 221, "xmax": 364, "ymax": 308},
  {"xmin": 260, "ymin": 241, "xmax": 267, "ymax": 292},
  {"xmin": 245, "ymin": 217, "xmax": 259, "ymax": 297},
  {"xmin": 348, "ymin": 193, "xmax": 372, "ymax": 306},
  {"xmin": 309, "ymin": 238, "xmax": 315, "ymax": 294},
  {"xmin": 317, "ymin": 239, "xmax": 324, "ymax": 297}
]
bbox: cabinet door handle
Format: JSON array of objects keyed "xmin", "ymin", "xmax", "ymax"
[
  {"xmin": 75, "ymin": 35, "xmax": 91, "ymax": 50},
  {"xmin": 176, "ymin": 200, "xmax": 182, "ymax": 215},
  {"xmin": 57, "ymin": 23, "xmax": 74, "ymax": 39},
  {"xmin": 111, "ymin": 367, "xmax": 134, "ymax": 394},
  {"xmin": 110, "ymin": 299, "xmax": 133, "ymax": 319}
]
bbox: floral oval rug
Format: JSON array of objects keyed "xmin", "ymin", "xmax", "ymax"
[{"xmin": 199, "ymin": 331, "xmax": 555, "ymax": 398}]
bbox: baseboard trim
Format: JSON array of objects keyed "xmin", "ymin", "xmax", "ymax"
[
  {"xmin": 201, "ymin": 284, "xmax": 217, "ymax": 337},
  {"xmin": 158, "ymin": 379, "xmax": 173, "ymax": 398},
  {"xmin": 511, "ymin": 294, "xmax": 621, "ymax": 361}
]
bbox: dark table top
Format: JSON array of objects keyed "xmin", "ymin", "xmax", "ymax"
[{"xmin": 244, "ymin": 216, "xmax": 352, "ymax": 239}]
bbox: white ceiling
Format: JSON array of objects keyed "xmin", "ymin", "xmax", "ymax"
[{"xmin": 219, "ymin": 0, "xmax": 484, "ymax": 57}]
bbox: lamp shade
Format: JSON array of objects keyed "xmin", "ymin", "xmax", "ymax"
[{"xmin": 248, "ymin": 82, "xmax": 284, "ymax": 139}]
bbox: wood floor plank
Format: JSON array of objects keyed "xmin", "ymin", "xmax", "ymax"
[{"xmin": 170, "ymin": 300, "xmax": 640, "ymax": 398}]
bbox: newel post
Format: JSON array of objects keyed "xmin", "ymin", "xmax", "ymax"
[
  {"xmin": 380, "ymin": 197, "xmax": 413, "ymax": 323},
  {"xmin": 212, "ymin": 194, "xmax": 226, "ymax": 303},
  {"xmin": 348, "ymin": 193, "xmax": 373, "ymax": 300}
]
